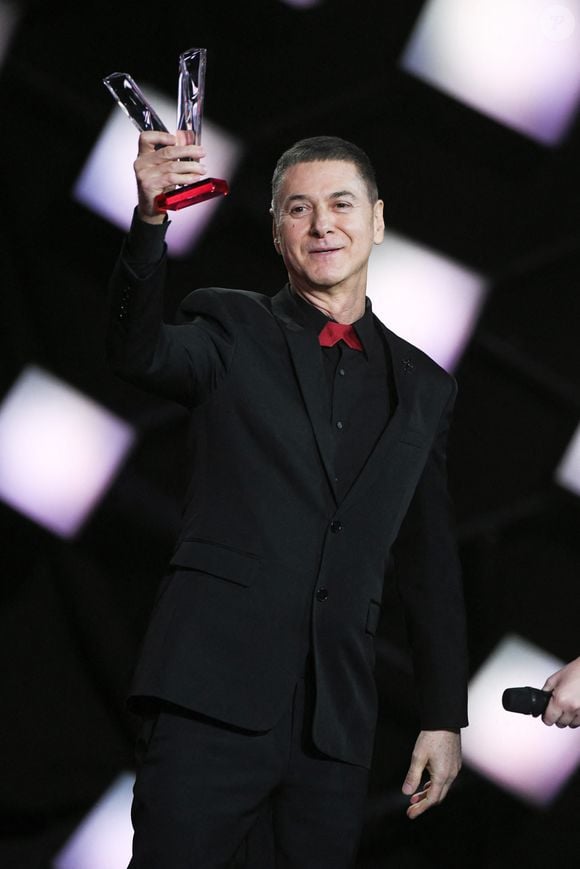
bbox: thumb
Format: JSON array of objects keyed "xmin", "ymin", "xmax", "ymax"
[{"xmin": 402, "ymin": 755, "xmax": 425, "ymax": 795}]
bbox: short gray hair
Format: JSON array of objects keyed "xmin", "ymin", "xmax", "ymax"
[{"xmin": 271, "ymin": 135, "xmax": 379, "ymax": 215}]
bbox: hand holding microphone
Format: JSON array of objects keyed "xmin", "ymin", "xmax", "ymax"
[{"xmin": 502, "ymin": 657, "xmax": 580, "ymax": 728}]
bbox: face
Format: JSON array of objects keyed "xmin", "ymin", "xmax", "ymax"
[{"xmin": 272, "ymin": 160, "xmax": 384, "ymax": 298}]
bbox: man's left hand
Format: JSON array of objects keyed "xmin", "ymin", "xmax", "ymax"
[{"xmin": 401, "ymin": 729, "xmax": 462, "ymax": 819}]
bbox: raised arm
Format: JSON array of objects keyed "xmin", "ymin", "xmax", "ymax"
[{"xmin": 106, "ymin": 131, "xmax": 234, "ymax": 406}]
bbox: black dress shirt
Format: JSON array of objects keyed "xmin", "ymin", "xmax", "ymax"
[{"xmin": 291, "ymin": 291, "xmax": 392, "ymax": 502}]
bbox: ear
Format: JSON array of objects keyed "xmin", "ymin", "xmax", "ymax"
[
  {"xmin": 373, "ymin": 199, "xmax": 385, "ymax": 245},
  {"xmin": 272, "ymin": 211, "xmax": 282, "ymax": 254}
]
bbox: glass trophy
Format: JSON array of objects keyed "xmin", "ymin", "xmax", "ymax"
[{"xmin": 103, "ymin": 48, "xmax": 229, "ymax": 211}]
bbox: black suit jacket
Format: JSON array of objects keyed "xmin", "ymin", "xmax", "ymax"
[{"xmin": 108, "ymin": 253, "xmax": 468, "ymax": 768}]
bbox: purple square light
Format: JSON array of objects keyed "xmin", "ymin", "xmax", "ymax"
[
  {"xmin": 73, "ymin": 86, "xmax": 242, "ymax": 257},
  {"xmin": 401, "ymin": 0, "xmax": 580, "ymax": 145},
  {"xmin": 53, "ymin": 772, "xmax": 134, "ymax": 868},
  {"xmin": 0, "ymin": 367, "xmax": 135, "ymax": 537},
  {"xmin": 368, "ymin": 231, "xmax": 487, "ymax": 372},
  {"xmin": 463, "ymin": 634, "xmax": 580, "ymax": 806}
]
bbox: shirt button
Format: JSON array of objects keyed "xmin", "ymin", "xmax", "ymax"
[
  {"xmin": 316, "ymin": 588, "xmax": 329, "ymax": 602},
  {"xmin": 330, "ymin": 520, "xmax": 343, "ymax": 534},
  {"xmin": 339, "ymin": 368, "xmax": 346, "ymax": 376},
  {"xmin": 336, "ymin": 421, "xmax": 344, "ymax": 430}
]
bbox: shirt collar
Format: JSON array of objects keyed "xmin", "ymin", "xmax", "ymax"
[{"xmin": 289, "ymin": 286, "xmax": 374, "ymax": 357}]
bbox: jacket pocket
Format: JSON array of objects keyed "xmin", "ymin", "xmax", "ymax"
[{"xmin": 169, "ymin": 539, "xmax": 261, "ymax": 587}]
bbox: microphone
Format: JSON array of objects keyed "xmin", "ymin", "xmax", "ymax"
[{"xmin": 502, "ymin": 686, "xmax": 552, "ymax": 716}]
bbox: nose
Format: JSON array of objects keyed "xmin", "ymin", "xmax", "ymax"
[{"xmin": 309, "ymin": 206, "xmax": 333, "ymax": 237}]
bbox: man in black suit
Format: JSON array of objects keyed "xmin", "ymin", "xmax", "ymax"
[{"xmin": 108, "ymin": 132, "xmax": 468, "ymax": 868}]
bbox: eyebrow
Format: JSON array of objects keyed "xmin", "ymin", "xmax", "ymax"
[{"xmin": 284, "ymin": 190, "xmax": 358, "ymax": 204}]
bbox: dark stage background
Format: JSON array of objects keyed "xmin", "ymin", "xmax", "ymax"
[{"xmin": 1, "ymin": 1, "xmax": 580, "ymax": 866}]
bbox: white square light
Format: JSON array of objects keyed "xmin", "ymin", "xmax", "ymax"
[
  {"xmin": 0, "ymin": 366, "xmax": 134, "ymax": 538},
  {"xmin": 53, "ymin": 772, "xmax": 134, "ymax": 869},
  {"xmin": 463, "ymin": 634, "xmax": 580, "ymax": 806},
  {"xmin": 367, "ymin": 231, "xmax": 487, "ymax": 372},
  {"xmin": 555, "ymin": 422, "xmax": 580, "ymax": 495},
  {"xmin": 73, "ymin": 86, "xmax": 242, "ymax": 257},
  {"xmin": 401, "ymin": 0, "xmax": 580, "ymax": 145}
]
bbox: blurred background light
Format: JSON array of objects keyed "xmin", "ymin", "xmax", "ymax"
[
  {"xmin": 400, "ymin": 0, "xmax": 580, "ymax": 144},
  {"xmin": 0, "ymin": 1, "xmax": 20, "ymax": 70},
  {"xmin": 73, "ymin": 86, "xmax": 242, "ymax": 257},
  {"xmin": 53, "ymin": 772, "xmax": 134, "ymax": 869},
  {"xmin": 462, "ymin": 634, "xmax": 580, "ymax": 806},
  {"xmin": 280, "ymin": 0, "xmax": 323, "ymax": 7},
  {"xmin": 555, "ymin": 420, "xmax": 580, "ymax": 495},
  {"xmin": 367, "ymin": 231, "xmax": 488, "ymax": 371},
  {"xmin": 0, "ymin": 366, "xmax": 135, "ymax": 538}
]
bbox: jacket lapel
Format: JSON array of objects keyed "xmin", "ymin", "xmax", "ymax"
[
  {"xmin": 271, "ymin": 288, "xmax": 337, "ymax": 499},
  {"xmin": 336, "ymin": 320, "xmax": 419, "ymax": 512}
]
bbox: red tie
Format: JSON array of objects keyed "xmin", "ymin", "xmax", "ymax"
[{"xmin": 318, "ymin": 321, "xmax": 363, "ymax": 351}]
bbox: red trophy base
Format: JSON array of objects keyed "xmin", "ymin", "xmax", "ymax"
[{"xmin": 156, "ymin": 177, "xmax": 229, "ymax": 211}]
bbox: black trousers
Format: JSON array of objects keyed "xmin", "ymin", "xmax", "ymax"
[{"xmin": 129, "ymin": 676, "xmax": 369, "ymax": 868}]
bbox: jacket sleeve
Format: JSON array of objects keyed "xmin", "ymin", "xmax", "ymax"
[
  {"xmin": 391, "ymin": 379, "xmax": 469, "ymax": 730},
  {"xmin": 106, "ymin": 247, "xmax": 235, "ymax": 408}
]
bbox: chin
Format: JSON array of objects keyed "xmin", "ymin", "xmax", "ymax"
[{"xmin": 307, "ymin": 269, "xmax": 344, "ymax": 287}]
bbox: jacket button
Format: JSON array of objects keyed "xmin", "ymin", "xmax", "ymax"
[
  {"xmin": 330, "ymin": 520, "xmax": 343, "ymax": 534},
  {"xmin": 316, "ymin": 587, "xmax": 329, "ymax": 602}
]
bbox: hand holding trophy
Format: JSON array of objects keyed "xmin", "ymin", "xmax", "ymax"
[{"xmin": 103, "ymin": 48, "xmax": 229, "ymax": 211}]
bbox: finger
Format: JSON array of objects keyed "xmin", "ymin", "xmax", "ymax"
[
  {"xmin": 408, "ymin": 781, "xmax": 431, "ymax": 805},
  {"xmin": 137, "ymin": 130, "xmax": 177, "ymax": 154},
  {"xmin": 137, "ymin": 134, "xmax": 206, "ymax": 167},
  {"xmin": 406, "ymin": 788, "xmax": 431, "ymax": 819},
  {"xmin": 138, "ymin": 146, "xmax": 206, "ymax": 166},
  {"xmin": 542, "ymin": 699, "xmax": 563, "ymax": 726},
  {"xmin": 406, "ymin": 776, "xmax": 453, "ymax": 820},
  {"xmin": 135, "ymin": 159, "xmax": 207, "ymax": 193},
  {"xmin": 407, "ymin": 782, "xmax": 431, "ymax": 813},
  {"xmin": 151, "ymin": 158, "xmax": 207, "ymax": 180},
  {"xmin": 160, "ymin": 143, "xmax": 206, "ymax": 160},
  {"xmin": 542, "ymin": 671, "xmax": 558, "ymax": 692},
  {"xmin": 175, "ymin": 128, "xmax": 195, "ymax": 146}
]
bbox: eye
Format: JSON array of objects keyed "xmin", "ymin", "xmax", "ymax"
[
  {"xmin": 288, "ymin": 204, "xmax": 309, "ymax": 215},
  {"xmin": 334, "ymin": 200, "xmax": 353, "ymax": 210}
]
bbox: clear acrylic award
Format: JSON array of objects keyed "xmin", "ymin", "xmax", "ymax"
[{"xmin": 103, "ymin": 48, "xmax": 229, "ymax": 211}]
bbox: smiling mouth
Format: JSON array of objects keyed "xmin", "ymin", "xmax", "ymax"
[{"xmin": 309, "ymin": 247, "xmax": 342, "ymax": 255}]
